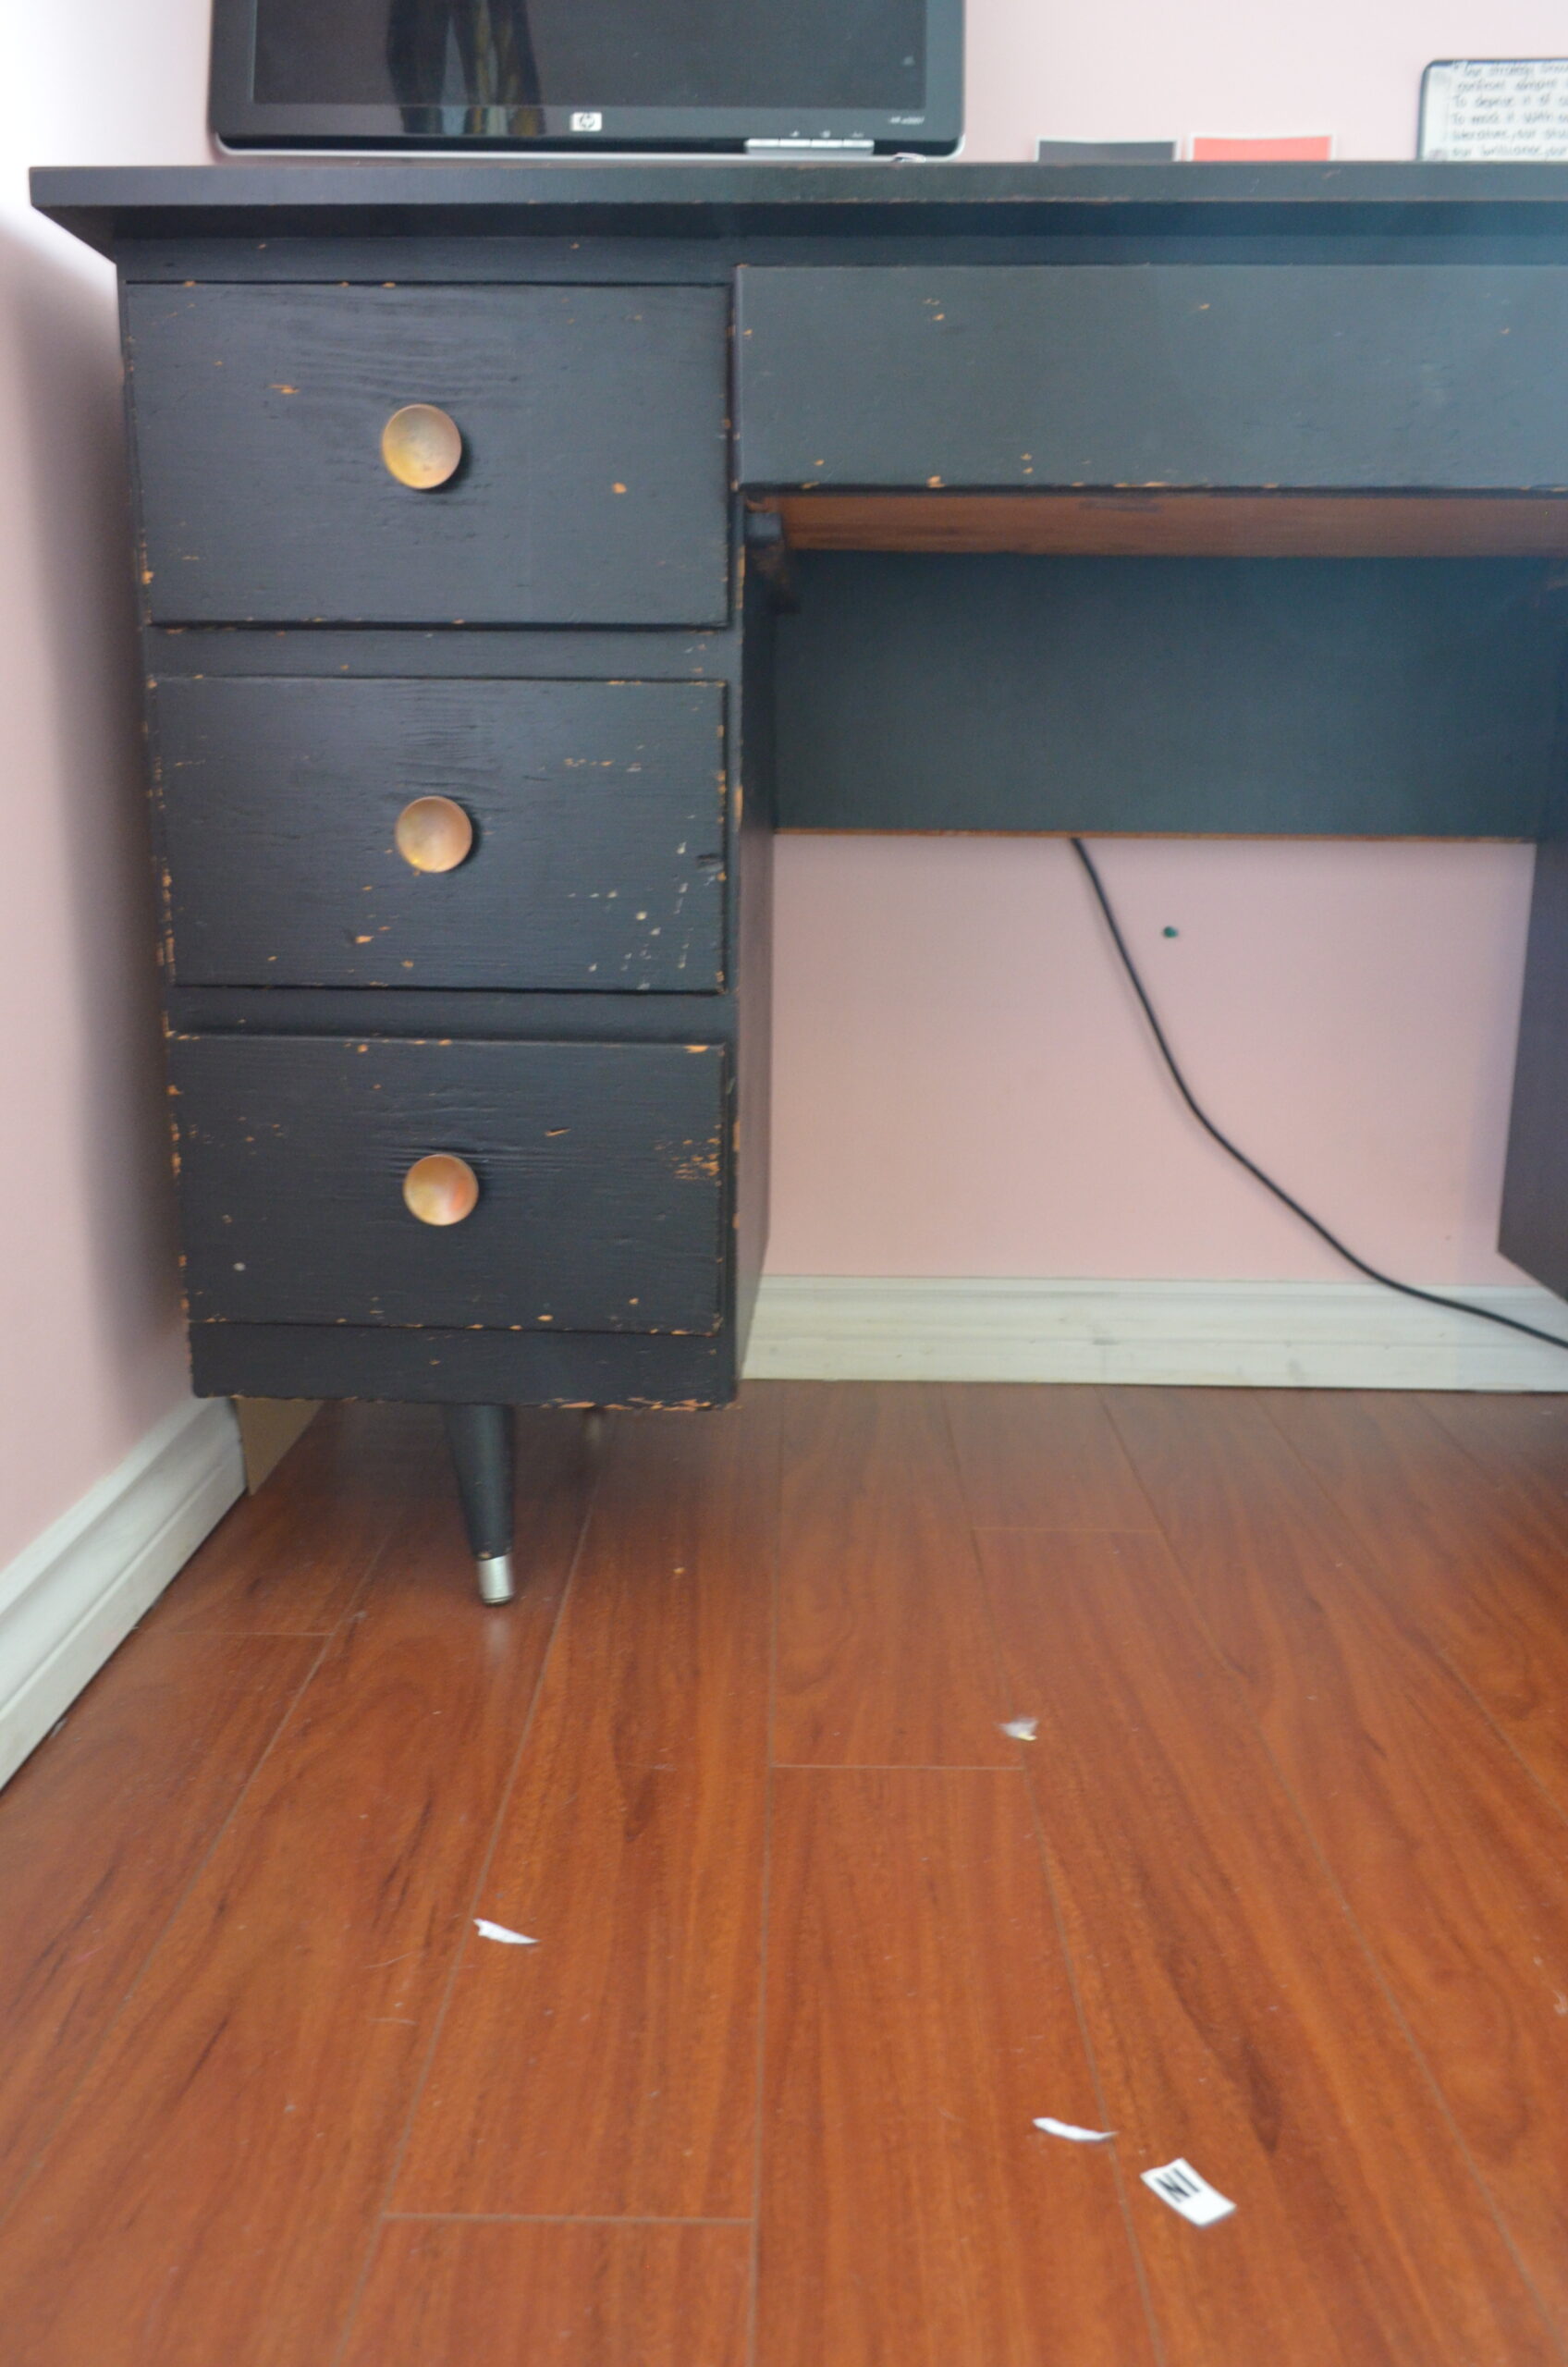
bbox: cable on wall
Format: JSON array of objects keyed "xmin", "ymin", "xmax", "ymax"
[{"xmin": 1069, "ymin": 834, "xmax": 1568, "ymax": 1357}]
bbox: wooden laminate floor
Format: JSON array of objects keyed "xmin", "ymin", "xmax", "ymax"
[{"xmin": 4, "ymin": 1382, "xmax": 1568, "ymax": 2363}]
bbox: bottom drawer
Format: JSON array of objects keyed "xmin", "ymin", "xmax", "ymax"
[{"xmin": 168, "ymin": 1034, "xmax": 727, "ymax": 1333}]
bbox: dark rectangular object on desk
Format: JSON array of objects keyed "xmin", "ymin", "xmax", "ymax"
[
  {"xmin": 152, "ymin": 676, "xmax": 728, "ymax": 991},
  {"xmin": 168, "ymin": 1034, "xmax": 728, "ymax": 1331},
  {"xmin": 125, "ymin": 282, "xmax": 729, "ymax": 626},
  {"xmin": 774, "ymin": 555, "xmax": 1563, "ymax": 837},
  {"xmin": 1035, "ymin": 140, "xmax": 1178, "ymax": 163},
  {"xmin": 737, "ymin": 264, "xmax": 1568, "ymax": 490}
]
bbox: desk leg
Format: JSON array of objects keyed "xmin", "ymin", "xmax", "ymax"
[{"xmin": 441, "ymin": 1403, "xmax": 516, "ymax": 1604}]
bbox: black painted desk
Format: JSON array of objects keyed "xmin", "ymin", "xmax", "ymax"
[{"xmin": 33, "ymin": 162, "xmax": 1568, "ymax": 1593}]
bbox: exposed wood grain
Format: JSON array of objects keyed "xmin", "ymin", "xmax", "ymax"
[
  {"xmin": 1109, "ymin": 1387, "xmax": 1568, "ymax": 2342},
  {"xmin": 757, "ymin": 1765, "xmax": 1155, "ymax": 2367},
  {"xmin": 0, "ymin": 1422, "xmax": 592, "ymax": 2367},
  {"xmin": 1266, "ymin": 1389, "xmax": 1568, "ymax": 1811},
  {"xmin": 140, "ymin": 1402, "xmax": 437, "ymax": 1635},
  {"xmin": 0, "ymin": 1631, "xmax": 317, "ymax": 2209},
  {"xmin": 763, "ymin": 491, "xmax": 1568, "ymax": 558},
  {"xmin": 394, "ymin": 1395, "xmax": 777, "ymax": 2218},
  {"xmin": 980, "ymin": 1524, "xmax": 1561, "ymax": 2367},
  {"xmin": 341, "ymin": 2219, "xmax": 751, "ymax": 2367},
  {"xmin": 944, "ymin": 1382, "xmax": 1156, "ymax": 1530},
  {"xmin": 775, "ymin": 1384, "xmax": 1012, "ymax": 1766}
]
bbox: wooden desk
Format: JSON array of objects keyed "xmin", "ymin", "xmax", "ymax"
[{"xmin": 33, "ymin": 162, "xmax": 1568, "ymax": 1588}]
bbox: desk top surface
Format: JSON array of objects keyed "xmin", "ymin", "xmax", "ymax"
[{"xmin": 32, "ymin": 160, "xmax": 1568, "ymax": 259}]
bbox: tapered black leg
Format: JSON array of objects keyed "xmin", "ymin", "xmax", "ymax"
[{"xmin": 441, "ymin": 1403, "xmax": 516, "ymax": 1604}]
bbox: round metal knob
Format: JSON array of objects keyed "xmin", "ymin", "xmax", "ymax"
[
  {"xmin": 381, "ymin": 403, "xmax": 463, "ymax": 490},
  {"xmin": 402, "ymin": 1153, "xmax": 480, "ymax": 1227},
  {"xmin": 395, "ymin": 795, "xmax": 473, "ymax": 874}
]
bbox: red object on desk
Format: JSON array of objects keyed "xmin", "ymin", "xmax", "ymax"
[{"xmin": 1191, "ymin": 135, "xmax": 1333, "ymax": 160}]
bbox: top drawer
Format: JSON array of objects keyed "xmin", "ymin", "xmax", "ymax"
[
  {"xmin": 126, "ymin": 283, "xmax": 729, "ymax": 627},
  {"xmin": 736, "ymin": 264, "xmax": 1568, "ymax": 492}
]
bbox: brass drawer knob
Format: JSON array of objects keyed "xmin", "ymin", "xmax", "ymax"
[
  {"xmin": 395, "ymin": 795, "xmax": 473, "ymax": 873},
  {"xmin": 403, "ymin": 1152, "xmax": 480, "ymax": 1226},
  {"xmin": 381, "ymin": 403, "xmax": 463, "ymax": 490}
]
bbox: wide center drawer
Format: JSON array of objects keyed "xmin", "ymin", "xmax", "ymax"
[
  {"xmin": 153, "ymin": 677, "xmax": 727, "ymax": 991},
  {"xmin": 168, "ymin": 1035, "xmax": 727, "ymax": 1333},
  {"xmin": 126, "ymin": 282, "xmax": 730, "ymax": 626},
  {"xmin": 736, "ymin": 264, "xmax": 1568, "ymax": 491}
]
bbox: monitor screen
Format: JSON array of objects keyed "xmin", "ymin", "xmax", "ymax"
[
  {"xmin": 255, "ymin": 0, "xmax": 925, "ymax": 112},
  {"xmin": 214, "ymin": 0, "xmax": 962, "ymax": 152}
]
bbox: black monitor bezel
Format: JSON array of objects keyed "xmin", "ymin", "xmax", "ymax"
[{"xmin": 210, "ymin": 0, "xmax": 963, "ymax": 154}]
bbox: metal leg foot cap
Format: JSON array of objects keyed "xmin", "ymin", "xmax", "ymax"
[{"xmin": 476, "ymin": 1551, "xmax": 516, "ymax": 1606}]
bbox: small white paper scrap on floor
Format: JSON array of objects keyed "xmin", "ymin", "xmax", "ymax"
[
  {"xmin": 1000, "ymin": 1717, "xmax": 1038, "ymax": 1741},
  {"xmin": 1141, "ymin": 2157, "xmax": 1235, "ymax": 2225},
  {"xmin": 474, "ymin": 1919, "xmax": 539, "ymax": 1946},
  {"xmin": 1034, "ymin": 2116, "xmax": 1116, "ymax": 2142}
]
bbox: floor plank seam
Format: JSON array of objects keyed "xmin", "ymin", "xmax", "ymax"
[
  {"xmin": 0, "ymin": 1615, "xmax": 343, "ymax": 2245},
  {"xmin": 1100, "ymin": 1388, "xmax": 1568, "ymax": 2363},
  {"xmin": 949, "ymin": 1386, "xmax": 1170, "ymax": 2367},
  {"xmin": 1244, "ymin": 1393, "xmax": 1568, "ymax": 2356},
  {"xmin": 13, "ymin": 1388, "xmax": 1568, "ymax": 2361},
  {"xmin": 325, "ymin": 1434, "xmax": 606, "ymax": 2367},
  {"xmin": 967, "ymin": 1521, "xmax": 1162, "ymax": 1534},
  {"xmin": 745, "ymin": 1407, "xmax": 782, "ymax": 2367},
  {"xmin": 1256, "ymin": 1391, "xmax": 1568, "ymax": 1847},
  {"xmin": 381, "ymin": 2211, "xmax": 755, "ymax": 2226},
  {"xmin": 1011, "ymin": 1742, "xmax": 1171, "ymax": 2367}
]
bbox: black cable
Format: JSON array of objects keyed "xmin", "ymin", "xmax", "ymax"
[{"xmin": 1068, "ymin": 835, "xmax": 1568, "ymax": 1356}]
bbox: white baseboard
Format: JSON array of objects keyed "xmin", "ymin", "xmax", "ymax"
[
  {"xmin": 0, "ymin": 1398, "xmax": 244, "ymax": 1791},
  {"xmin": 744, "ymin": 1275, "xmax": 1568, "ymax": 1392},
  {"xmin": 3, "ymin": 1282, "xmax": 1558, "ymax": 1790}
]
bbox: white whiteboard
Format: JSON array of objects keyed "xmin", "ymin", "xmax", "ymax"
[{"xmin": 1421, "ymin": 58, "xmax": 1568, "ymax": 162}]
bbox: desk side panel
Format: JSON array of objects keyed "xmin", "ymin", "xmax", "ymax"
[
  {"xmin": 1501, "ymin": 841, "xmax": 1568, "ymax": 1298},
  {"xmin": 732, "ymin": 563, "xmax": 776, "ymax": 1362}
]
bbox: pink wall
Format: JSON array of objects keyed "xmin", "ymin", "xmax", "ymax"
[
  {"xmin": 972, "ymin": 2, "xmax": 1568, "ymax": 162},
  {"xmin": 0, "ymin": 1, "xmax": 211, "ymax": 1566},
  {"xmin": 1, "ymin": 1, "xmax": 1561, "ymax": 1567},
  {"xmin": 769, "ymin": 839, "xmax": 1535, "ymax": 1282}
]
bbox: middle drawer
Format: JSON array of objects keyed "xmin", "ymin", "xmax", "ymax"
[{"xmin": 152, "ymin": 676, "xmax": 727, "ymax": 991}]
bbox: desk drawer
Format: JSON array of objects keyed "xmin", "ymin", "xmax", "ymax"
[
  {"xmin": 127, "ymin": 283, "xmax": 729, "ymax": 625},
  {"xmin": 153, "ymin": 677, "xmax": 726, "ymax": 991},
  {"xmin": 168, "ymin": 1035, "xmax": 727, "ymax": 1332},
  {"xmin": 737, "ymin": 264, "xmax": 1568, "ymax": 491}
]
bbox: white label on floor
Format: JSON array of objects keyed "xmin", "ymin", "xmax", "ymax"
[
  {"xmin": 1141, "ymin": 2158, "xmax": 1235, "ymax": 2226},
  {"xmin": 474, "ymin": 1919, "xmax": 538, "ymax": 1946}
]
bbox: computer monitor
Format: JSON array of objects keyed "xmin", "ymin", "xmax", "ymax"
[{"xmin": 211, "ymin": 0, "xmax": 963, "ymax": 154}]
